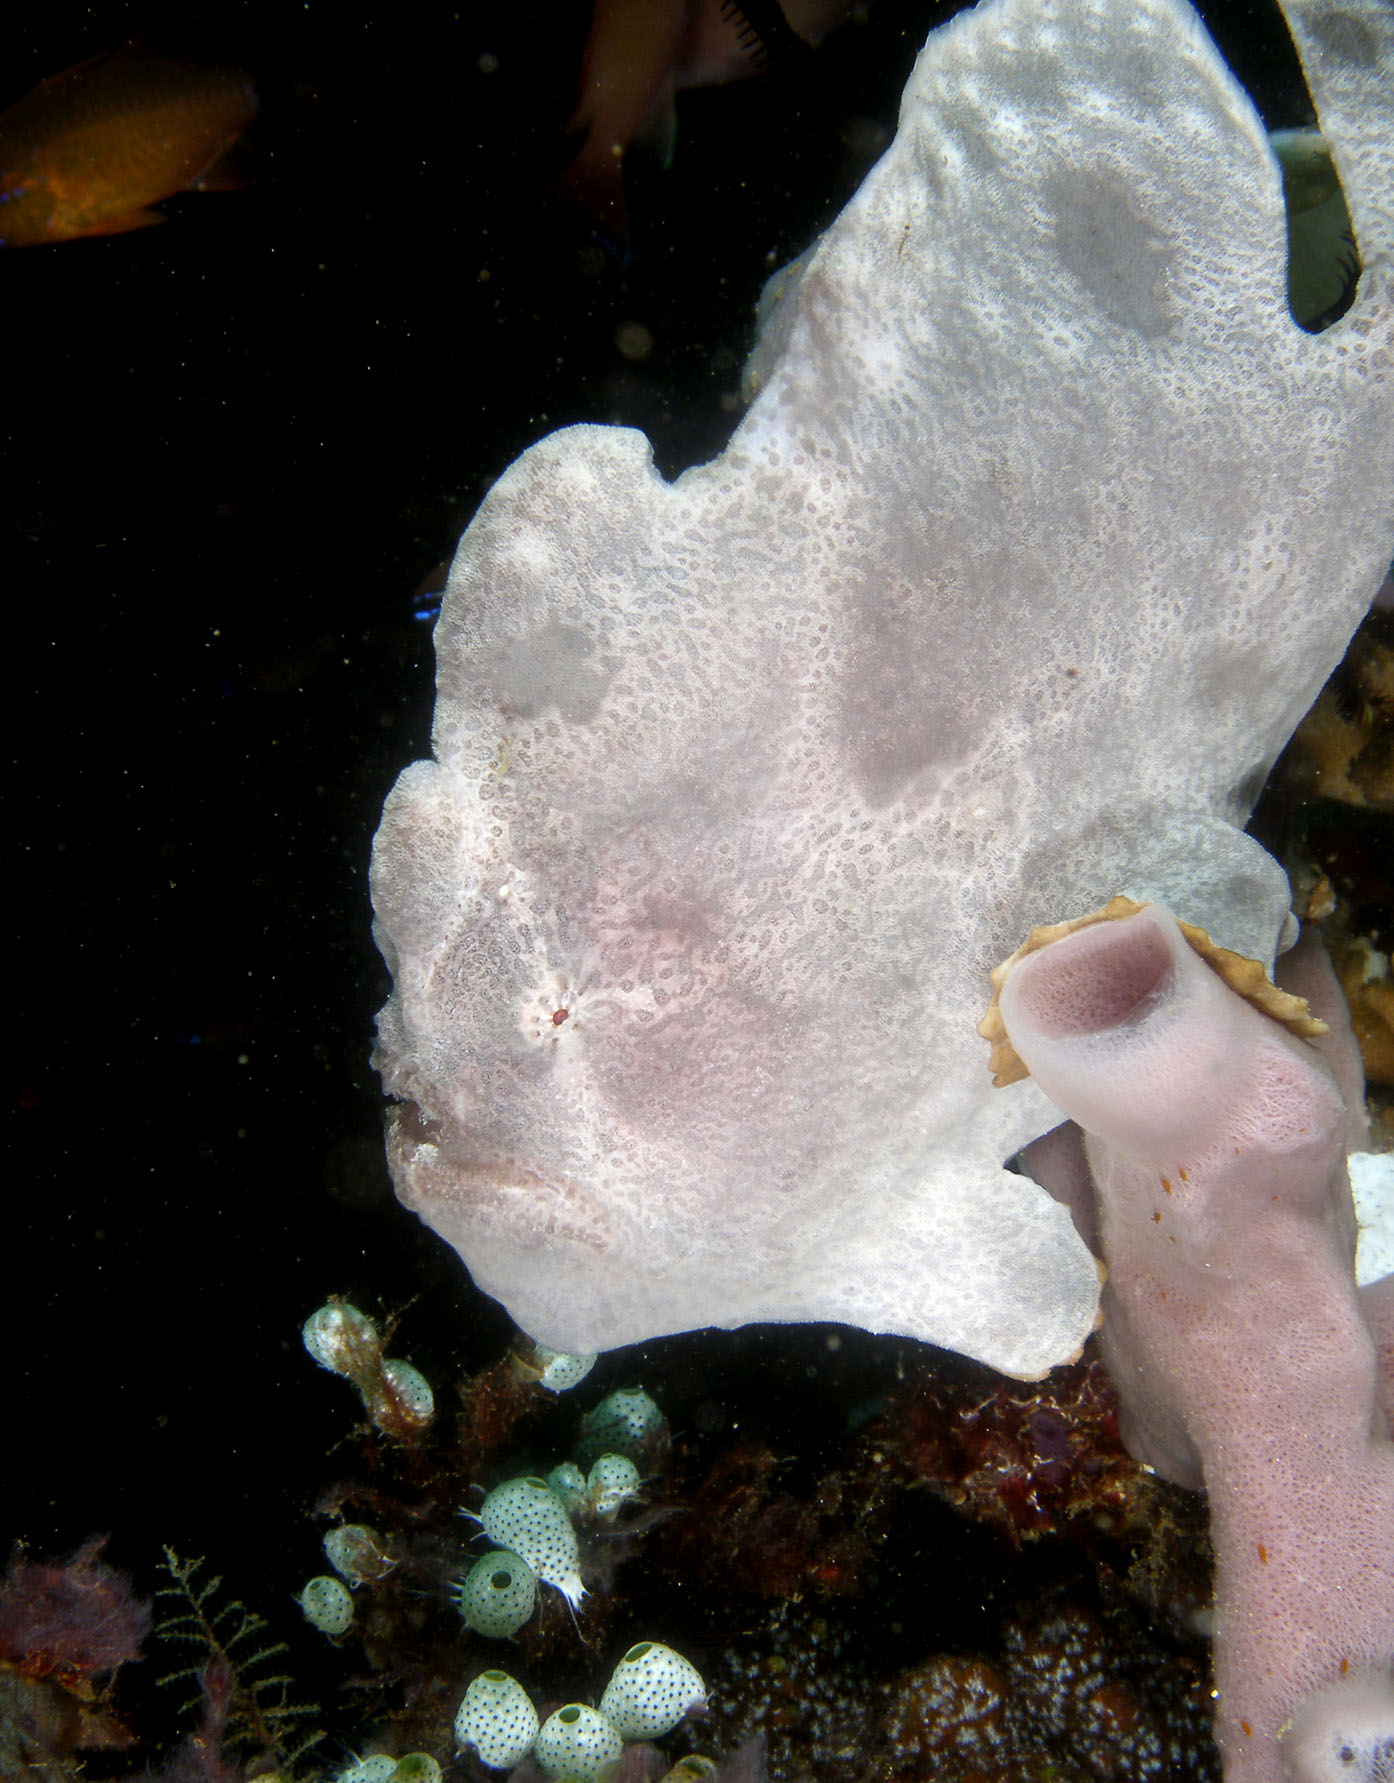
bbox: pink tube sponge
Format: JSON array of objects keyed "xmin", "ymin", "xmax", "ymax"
[{"xmin": 994, "ymin": 902, "xmax": 1394, "ymax": 1783}]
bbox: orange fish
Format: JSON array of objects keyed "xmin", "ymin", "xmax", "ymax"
[
  {"xmin": 561, "ymin": 0, "xmax": 856, "ymax": 245},
  {"xmin": 0, "ymin": 43, "xmax": 257, "ymax": 247}
]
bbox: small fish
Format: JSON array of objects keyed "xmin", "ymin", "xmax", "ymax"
[
  {"xmin": 561, "ymin": 0, "xmax": 856, "ymax": 245},
  {"xmin": 0, "ymin": 43, "xmax": 257, "ymax": 247}
]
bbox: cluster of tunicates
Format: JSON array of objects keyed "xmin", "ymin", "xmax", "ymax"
[
  {"xmin": 298, "ymin": 1321, "xmax": 699, "ymax": 1776},
  {"xmin": 301, "ymin": 1298, "xmax": 434, "ymax": 1442},
  {"xmin": 298, "ymin": 1520, "xmax": 398, "ymax": 1638},
  {"xmin": 456, "ymin": 1383, "xmax": 664, "ymax": 1636},
  {"xmin": 461, "ymin": 1473, "xmax": 586, "ymax": 1625},
  {"xmin": 454, "ymin": 1641, "xmax": 708, "ymax": 1779},
  {"xmin": 545, "ymin": 1452, "xmax": 643, "ymax": 1522}
]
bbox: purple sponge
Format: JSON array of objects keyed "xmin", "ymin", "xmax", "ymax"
[{"xmin": 995, "ymin": 901, "xmax": 1394, "ymax": 1783}]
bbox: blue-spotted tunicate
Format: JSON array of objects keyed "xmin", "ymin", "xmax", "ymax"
[
  {"xmin": 533, "ymin": 1703, "xmax": 624, "ymax": 1783},
  {"xmin": 475, "ymin": 1476, "xmax": 585, "ymax": 1607},
  {"xmin": 586, "ymin": 1453, "xmax": 642, "ymax": 1520},
  {"xmin": 303, "ymin": 1300, "xmax": 379, "ymax": 1376},
  {"xmin": 546, "ymin": 1461, "xmax": 588, "ymax": 1514},
  {"xmin": 582, "ymin": 1389, "xmax": 663, "ymax": 1463},
  {"xmin": 390, "ymin": 1757, "xmax": 442, "ymax": 1783},
  {"xmin": 525, "ymin": 1341, "xmax": 599, "ymax": 1392},
  {"xmin": 454, "ymin": 1669, "xmax": 540, "ymax": 1770},
  {"xmin": 456, "ymin": 1548, "xmax": 537, "ymax": 1638},
  {"xmin": 333, "ymin": 1758, "xmax": 398, "ymax": 1783},
  {"xmin": 298, "ymin": 1574, "xmax": 354, "ymax": 1636},
  {"xmin": 323, "ymin": 1523, "xmax": 393, "ymax": 1584},
  {"xmin": 381, "ymin": 1357, "xmax": 434, "ymax": 1423},
  {"xmin": 598, "ymin": 1641, "xmax": 707, "ymax": 1741},
  {"xmin": 335, "ymin": 1758, "xmax": 439, "ymax": 1783}
]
